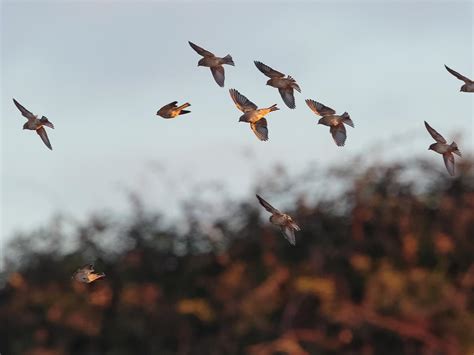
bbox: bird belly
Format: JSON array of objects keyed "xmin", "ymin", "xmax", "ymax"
[{"xmin": 270, "ymin": 214, "xmax": 286, "ymax": 226}]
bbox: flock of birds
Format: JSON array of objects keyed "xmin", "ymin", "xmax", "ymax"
[{"xmin": 12, "ymin": 41, "xmax": 472, "ymax": 283}]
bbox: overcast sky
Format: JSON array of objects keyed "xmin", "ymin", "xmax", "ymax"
[{"xmin": 1, "ymin": 0, "xmax": 473, "ymax": 245}]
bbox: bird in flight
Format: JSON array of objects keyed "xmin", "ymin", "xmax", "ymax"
[
  {"xmin": 13, "ymin": 98, "xmax": 54, "ymax": 150},
  {"xmin": 254, "ymin": 61, "xmax": 301, "ymax": 109},
  {"xmin": 424, "ymin": 121, "xmax": 461, "ymax": 176},
  {"xmin": 189, "ymin": 41, "xmax": 234, "ymax": 87},
  {"xmin": 156, "ymin": 101, "xmax": 191, "ymax": 119},
  {"xmin": 72, "ymin": 264, "xmax": 105, "ymax": 284},
  {"xmin": 229, "ymin": 89, "xmax": 279, "ymax": 141},
  {"xmin": 305, "ymin": 99, "xmax": 354, "ymax": 147},
  {"xmin": 256, "ymin": 194, "xmax": 301, "ymax": 245},
  {"xmin": 444, "ymin": 65, "xmax": 473, "ymax": 92}
]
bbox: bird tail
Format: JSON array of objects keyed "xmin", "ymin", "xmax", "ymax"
[
  {"xmin": 268, "ymin": 104, "xmax": 279, "ymax": 112},
  {"xmin": 341, "ymin": 112, "xmax": 354, "ymax": 128},
  {"xmin": 451, "ymin": 142, "xmax": 462, "ymax": 157},
  {"xmin": 222, "ymin": 54, "xmax": 234, "ymax": 66},
  {"xmin": 40, "ymin": 116, "xmax": 55, "ymax": 129},
  {"xmin": 177, "ymin": 102, "xmax": 191, "ymax": 110}
]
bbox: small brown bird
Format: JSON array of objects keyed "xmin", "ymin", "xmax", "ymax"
[
  {"xmin": 13, "ymin": 98, "xmax": 54, "ymax": 150},
  {"xmin": 254, "ymin": 61, "xmax": 301, "ymax": 109},
  {"xmin": 229, "ymin": 89, "xmax": 279, "ymax": 141},
  {"xmin": 445, "ymin": 65, "xmax": 474, "ymax": 92},
  {"xmin": 424, "ymin": 121, "xmax": 462, "ymax": 176},
  {"xmin": 256, "ymin": 194, "xmax": 301, "ymax": 246},
  {"xmin": 72, "ymin": 264, "xmax": 105, "ymax": 284},
  {"xmin": 188, "ymin": 41, "xmax": 234, "ymax": 87},
  {"xmin": 305, "ymin": 99, "xmax": 354, "ymax": 147},
  {"xmin": 156, "ymin": 101, "xmax": 191, "ymax": 119}
]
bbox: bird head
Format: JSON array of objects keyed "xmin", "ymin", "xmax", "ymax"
[
  {"xmin": 197, "ymin": 58, "xmax": 205, "ymax": 67},
  {"xmin": 428, "ymin": 143, "xmax": 436, "ymax": 151},
  {"xmin": 317, "ymin": 118, "xmax": 324, "ymax": 125},
  {"xmin": 460, "ymin": 84, "xmax": 467, "ymax": 92},
  {"xmin": 22, "ymin": 122, "xmax": 28, "ymax": 130},
  {"xmin": 239, "ymin": 116, "xmax": 247, "ymax": 123}
]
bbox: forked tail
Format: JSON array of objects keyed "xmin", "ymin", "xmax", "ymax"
[
  {"xmin": 451, "ymin": 142, "xmax": 462, "ymax": 157},
  {"xmin": 222, "ymin": 54, "xmax": 234, "ymax": 66},
  {"xmin": 341, "ymin": 112, "xmax": 354, "ymax": 128},
  {"xmin": 268, "ymin": 104, "xmax": 279, "ymax": 112}
]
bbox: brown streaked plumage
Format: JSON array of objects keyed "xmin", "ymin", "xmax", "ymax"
[
  {"xmin": 156, "ymin": 101, "xmax": 191, "ymax": 119},
  {"xmin": 229, "ymin": 89, "xmax": 279, "ymax": 141},
  {"xmin": 254, "ymin": 61, "xmax": 301, "ymax": 109},
  {"xmin": 445, "ymin": 65, "xmax": 474, "ymax": 92},
  {"xmin": 305, "ymin": 99, "xmax": 354, "ymax": 147},
  {"xmin": 13, "ymin": 98, "xmax": 54, "ymax": 150},
  {"xmin": 425, "ymin": 121, "xmax": 461, "ymax": 176},
  {"xmin": 72, "ymin": 264, "xmax": 105, "ymax": 284},
  {"xmin": 256, "ymin": 194, "xmax": 301, "ymax": 246},
  {"xmin": 188, "ymin": 41, "xmax": 234, "ymax": 87}
]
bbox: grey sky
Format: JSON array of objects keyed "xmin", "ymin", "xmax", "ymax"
[{"xmin": 1, "ymin": 0, "xmax": 473, "ymax": 243}]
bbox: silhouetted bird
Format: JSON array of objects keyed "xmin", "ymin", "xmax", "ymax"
[
  {"xmin": 445, "ymin": 65, "xmax": 474, "ymax": 92},
  {"xmin": 13, "ymin": 98, "xmax": 54, "ymax": 150},
  {"xmin": 189, "ymin": 41, "xmax": 234, "ymax": 87},
  {"xmin": 72, "ymin": 264, "xmax": 105, "ymax": 284},
  {"xmin": 156, "ymin": 101, "xmax": 191, "ymax": 119},
  {"xmin": 424, "ymin": 121, "xmax": 462, "ymax": 176},
  {"xmin": 254, "ymin": 61, "xmax": 301, "ymax": 109},
  {"xmin": 256, "ymin": 194, "xmax": 301, "ymax": 245},
  {"xmin": 305, "ymin": 99, "xmax": 354, "ymax": 147}
]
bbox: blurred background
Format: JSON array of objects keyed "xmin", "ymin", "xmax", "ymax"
[{"xmin": 1, "ymin": 0, "xmax": 473, "ymax": 354}]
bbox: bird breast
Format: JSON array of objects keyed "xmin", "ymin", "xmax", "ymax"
[
  {"xmin": 199, "ymin": 57, "xmax": 220, "ymax": 67},
  {"xmin": 431, "ymin": 143, "xmax": 451, "ymax": 154},
  {"xmin": 319, "ymin": 116, "xmax": 341, "ymax": 127},
  {"xmin": 267, "ymin": 78, "xmax": 290, "ymax": 89},
  {"xmin": 270, "ymin": 214, "xmax": 287, "ymax": 226}
]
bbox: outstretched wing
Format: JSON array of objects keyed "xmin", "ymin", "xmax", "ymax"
[
  {"xmin": 36, "ymin": 127, "xmax": 52, "ymax": 150},
  {"xmin": 443, "ymin": 153, "xmax": 455, "ymax": 176},
  {"xmin": 424, "ymin": 121, "xmax": 447, "ymax": 144},
  {"xmin": 305, "ymin": 99, "xmax": 336, "ymax": 116},
  {"xmin": 211, "ymin": 66, "xmax": 225, "ymax": 87},
  {"xmin": 229, "ymin": 89, "xmax": 258, "ymax": 112},
  {"xmin": 188, "ymin": 41, "xmax": 214, "ymax": 57},
  {"xmin": 281, "ymin": 227, "xmax": 296, "ymax": 246},
  {"xmin": 256, "ymin": 194, "xmax": 281, "ymax": 214},
  {"xmin": 330, "ymin": 124, "xmax": 347, "ymax": 147},
  {"xmin": 445, "ymin": 65, "xmax": 472, "ymax": 83},
  {"xmin": 278, "ymin": 88, "xmax": 296, "ymax": 109},
  {"xmin": 250, "ymin": 119, "xmax": 268, "ymax": 141},
  {"xmin": 254, "ymin": 61, "xmax": 285, "ymax": 78},
  {"xmin": 13, "ymin": 98, "xmax": 35, "ymax": 119}
]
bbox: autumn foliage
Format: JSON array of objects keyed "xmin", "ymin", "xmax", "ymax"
[{"xmin": 1, "ymin": 158, "xmax": 473, "ymax": 355}]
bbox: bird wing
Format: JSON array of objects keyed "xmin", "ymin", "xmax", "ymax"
[
  {"xmin": 229, "ymin": 89, "xmax": 258, "ymax": 112},
  {"xmin": 281, "ymin": 226, "xmax": 296, "ymax": 246},
  {"xmin": 254, "ymin": 61, "xmax": 285, "ymax": 78},
  {"xmin": 13, "ymin": 98, "xmax": 36, "ymax": 120},
  {"xmin": 36, "ymin": 127, "xmax": 52, "ymax": 150},
  {"xmin": 305, "ymin": 99, "xmax": 336, "ymax": 116},
  {"xmin": 188, "ymin": 41, "xmax": 214, "ymax": 57},
  {"xmin": 445, "ymin": 65, "xmax": 472, "ymax": 83},
  {"xmin": 443, "ymin": 153, "xmax": 455, "ymax": 176},
  {"xmin": 424, "ymin": 121, "xmax": 447, "ymax": 144},
  {"xmin": 278, "ymin": 88, "xmax": 296, "ymax": 109},
  {"xmin": 250, "ymin": 118, "xmax": 269, "ymax": 141},
  {"xmin": 256, "ymin": 194, "xmax": 281, "ymax": 214},
  {"xmin": 211, "ymin": 66, "xmax": 225, "ymax": 87},
  {"xmin": 330, "ymin": 124, "xmax": 347, "ymax": 147}
]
